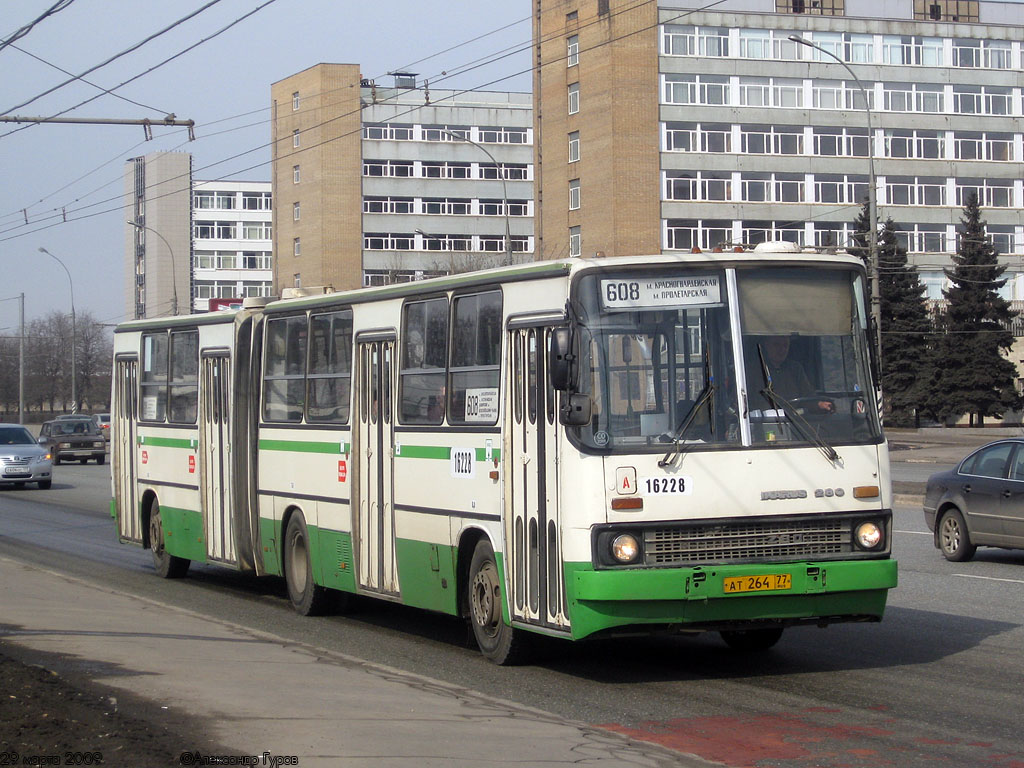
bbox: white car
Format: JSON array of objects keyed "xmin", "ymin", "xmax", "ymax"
[{"xmin": 0, "ymin": 424, "xmax": 53, "ymax": 490}]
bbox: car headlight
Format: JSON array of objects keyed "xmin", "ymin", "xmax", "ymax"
[
  {"xmin": 59, "ymin": 442, "xmax": 71, "ymax": 449},
  {"xmin": 94, "ymin": 441, "xmax": 104, "ymax": 448},
  {"xmin": 611, "ymin": 533, "xmax": 641, "ymax": 564},
  {"xmin": 854, "ymin": 520, "xmax": 884, "ymax": 550}
]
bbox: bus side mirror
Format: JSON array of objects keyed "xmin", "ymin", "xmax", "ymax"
[
  {"xmin": 560, "ymin": 392, "xmax": 592, "ymax": 426},
  {"xmin": 549, "ymin": 327, "xmax": 575, "ymax": 391}
]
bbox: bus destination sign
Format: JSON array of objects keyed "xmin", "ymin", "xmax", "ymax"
[{"xmin": 600, "ymin": 275, "xmax": 721, "ymax": 311}]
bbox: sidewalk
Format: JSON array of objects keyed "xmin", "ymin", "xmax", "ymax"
[{"xmin": 0, "ymin": 557, "xmax": 696, "ymax": 768}]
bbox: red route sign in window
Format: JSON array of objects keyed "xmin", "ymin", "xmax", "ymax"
[
  {"xmin": 188, "ymin": 455, "xmax": 196, "ymax": 474},
  {"xmin": 141, "ymin": 450, "xmax": 148, "ymax": 465},
  {"xmin": 338, "ymin": 460, "xmax": 347, "ymax": 482}
]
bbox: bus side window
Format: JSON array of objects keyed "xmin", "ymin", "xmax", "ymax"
[
  {"xmin": 449, "ymin": 290, "xmax": 501, "ymax": 425},
  {"xmin": 399, "ymin": 297, "xmax": 449, "ymax": 424},
  {"xmin": 263, "ymin": 316, "xmax": 307, "ymax": 422}
]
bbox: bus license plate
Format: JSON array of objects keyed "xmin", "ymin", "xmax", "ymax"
[{"xmin": 723, "ymin": 573, "xmax": 792, "ymax": 594}]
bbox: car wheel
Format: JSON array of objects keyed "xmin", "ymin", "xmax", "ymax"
[
  {"xmin": 938, "ymin": 507, "xmax": 976, "ymax": 562},
  {"xmin": 149, "ymin": 501, "xmax": 190, "ymax": 578},
  {"xmin": 53, "ymin": 456, "xmax": 61, "ymax": 465},
  {"xmin": 79, "ymin": 459, "xmax": 87, "ymax": 465},
  {"xmin": 720, "ymin": 627, "xmax": 784, "ymax": 651},
  {"xmin": 97, "ymin": 455, "xmax": 105, "ymax": 465},
  {"xmin": 37, "ymin": 480, "xmax": 51, "ymax": 490},
  {"xmin": 467, "ymin": 538, "xmax": 530, "ymax": 665}
]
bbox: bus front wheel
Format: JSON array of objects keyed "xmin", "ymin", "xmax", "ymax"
[
  {"xmin": 284, "ymin": 513, "xmax": 331, "ymax": 616},
  {"xmin": 468, "ymin": 539, "xmax": 528, "ymax": 665},
  {"xmin": 149, "ymin": 502, "xmax": 189, "ymax": 579}
]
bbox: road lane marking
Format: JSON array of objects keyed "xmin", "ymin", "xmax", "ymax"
[{"xmin": 954, "ymin": 574, "xmax": 1024, "ymax": 584}]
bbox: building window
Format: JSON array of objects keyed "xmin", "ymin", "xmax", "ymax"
[
  {"xmin": 294, "ymin": 274, "xmax": 301, "ymax": 287},
  {"xmin": 293, "ymin": 238, "xmax": 301, "ymax": 257},
  {"xmin": 913, "ymin": 0, "xmax": 979, "ymax": 22},
  {"xmin": 242, "ymin": 192, "xmax": 272, "ymax": 210},
  {"xmin": 568, "ymin": 82, "xmax": 580, "ymax": 115},
  {"xmin": 569, "ymin": 179, "xmax": 580, "ymax": 210},
  {"xmin": 567, "ymin": 34, "xmax": 579, "ymax": 67},
  {"xmin": 568, "ymin": 131, "xmax": 580, "ymax": 163},
  {"xmin": 293, "ymin": 202, "xmax": 300, "ymax": 221},
  {"xmin": 292, "ymin": 91, "xmax": 300, "ymax": 110},
  {"xmin": 776, "ymin": 0, "xmax": 845, "ymax": 14},
  {"xmin": 292, "ymin": 129, "xmax": 300, "ymax": 148},
  {"xmin": 569, "ymin": 226, "xmax": 581, "ymax": 257},
  {"xmin": 293, "ymin": 165, "xmax": 300, "ymax": 184}
]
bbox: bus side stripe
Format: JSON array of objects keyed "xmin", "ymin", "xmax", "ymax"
[{"xmin": 259, "ymin": 439, "xmax": 350, "ymax": 454}]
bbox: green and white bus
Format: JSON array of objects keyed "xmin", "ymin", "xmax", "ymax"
[{"xmin": 112, "ymin": 244, "xmax": 897, "ymax": 663}]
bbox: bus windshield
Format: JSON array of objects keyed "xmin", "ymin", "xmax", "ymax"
[{"xmin": 570, "ymin": 265, "xmax": 881, "ymax": 453}]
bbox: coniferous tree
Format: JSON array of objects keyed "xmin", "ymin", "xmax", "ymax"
[
  {"xmin": 929, "ymin": 193, "xmax": 1020, "ymax": 425},
  {"xmin": 851, "ymin": 202, "xmax": 934, "ymax": 424}
]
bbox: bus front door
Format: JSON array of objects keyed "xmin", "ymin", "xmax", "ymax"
[
  {"xmin": 114, "ymin": 356, "xmax": 141, "ymax": 544},
  {"xmin": 506, "ymin": 327, "xmax": 568, "ymax": 631},
  {"xmin": 355, "ymin": 338, "xmax": 399, "ymax": 596},
  {"xmin": 200, "ymin": 352, "xmax": 236, "ymax": 565}
]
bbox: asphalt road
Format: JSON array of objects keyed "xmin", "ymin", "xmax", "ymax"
[{"xmin": 1, "ymin": 455, "xmax": 1023, "ymax": 767}]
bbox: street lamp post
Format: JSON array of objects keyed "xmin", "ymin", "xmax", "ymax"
[
  {"xmin": 439, "ymin": 128, "xmax": 514, "ymax": 266},
  {"xmin": 38, "ymin": 247, "xmax": 76, "ymax": 414},
  {"xmin": 789, "ymin": 35, "xmax": 882, "ymax": 365},
  {"xmin": 128, "ymin": 220, "xmax": 179, "ymax": 316}
]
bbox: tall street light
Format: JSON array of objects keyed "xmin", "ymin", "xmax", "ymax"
[
  {"xmin": 439, "ymin": 128, "xmax": 514, "ymax": 266},
  {"xmin": 128, "ymin": 220, "xmax": 179, "ymax": 316},
  {"xmin": 790, "ymin": 35, "xmax": 882, "ymax": 365},
  {"xmin": 38, "ymin": 247, "xmax": 77, "ymax": 414}
]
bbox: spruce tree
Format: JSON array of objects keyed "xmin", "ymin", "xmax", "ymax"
[
  {"xmin": 932, "ymin": 193, "xmax": 1020, "ymax": 425},
  {"xmin": 851, "ymin": 202, "xmax": 934, "ymax": 425}
]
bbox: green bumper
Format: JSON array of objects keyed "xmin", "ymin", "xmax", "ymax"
[{"xmin": 565, "ymin": 558, "xmax": 898, "ymax": 640}]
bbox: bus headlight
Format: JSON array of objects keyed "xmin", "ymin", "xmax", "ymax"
[
  {"xmin": 611, "ymin": 533, "xmax": 641, "ymax": 564},
  {"xmin": 854, "ymin": 521, "xmax": 883, "ymax": 550}
]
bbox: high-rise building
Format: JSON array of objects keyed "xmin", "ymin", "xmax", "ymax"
[
  {"xmin": 270, "ymin": 64, "xmax": 534, "ymax": 292},
  {"xmin": 533, "ymin": 0, "xmax": 1024, "ymax": 303},
  {"xmin": 124, "ymin": 152, "xmax": 273, "ymax": 319}
]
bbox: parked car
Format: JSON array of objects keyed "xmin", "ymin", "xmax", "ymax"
[
  {"xmin": 0, "ymin": 424, "xmax": 53, "ymax": 489},
  {"xmin": 924, "ymin": 438, "xmax": 1024, "ymax": 561},
  {"xmin": 93, "ymin": 413, "xmax": 111, "ymax": 441},
  {"xmin": 38, "ymin": 417, "xmax": 106, "ymax": 465}
]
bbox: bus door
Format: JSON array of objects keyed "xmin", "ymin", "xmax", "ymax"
[
  {"xmin": 200, "ymin": 351, "xmax": 236, "ymax": 565},
  {"xmin": 355, "ymin": 335, "xmax": 399, "ymax": 596},
  {"xmin": 113, "ymin": 355, "xmax": 141, "ymax": 544},
  {"xmin": 505, "ymin": 325, "xmax": 567, "ymax": 631}
]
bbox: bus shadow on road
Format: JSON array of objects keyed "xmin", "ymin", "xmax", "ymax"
[{"xmin": 534, "ymin": 607, "xmax": 1019, "ymax": 682}]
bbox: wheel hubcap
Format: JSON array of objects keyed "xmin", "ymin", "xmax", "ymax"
[
  {"xmin": 149, "ymin": 513, "xmax": 164, "ymax": 556},
  {"xmin": 289, "ymin": 531, "xmax": 307, "ymax": 591},
  {"xmin": 941, "ymin": 518, "xmax": 960, "ymax": 552},
  {"xmin": 471, "ymin": 562, "xmax": 500, "ymax": 638}
]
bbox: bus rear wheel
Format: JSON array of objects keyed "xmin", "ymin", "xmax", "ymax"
[
  {"xmin": 468, "ymin": 539, "xmax": 528, "ymax": 665},
  {"xmin": 720, "ymin": 627, "xmax": 784, "ymax": 651},
  {"xmin": 284, "ymin": 513, "xmax": 331, "ymax": 616},
  {"xmin": 149, "ymin": 502, "xmax": 189, "ymax": 579}
]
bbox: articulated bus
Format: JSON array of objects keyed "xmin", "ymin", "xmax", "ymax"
[{"xmin": 111, "ymin": 243, "xmax": 897, "ymax": 663}]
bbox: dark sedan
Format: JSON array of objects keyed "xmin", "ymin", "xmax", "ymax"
[
  {"xmin": 924, "ymin": 438, "xmax": 1024, "ymax": 561},
  {"xmin": 38, "ymin": 418, "xmax": 106, "ymax": 465}
]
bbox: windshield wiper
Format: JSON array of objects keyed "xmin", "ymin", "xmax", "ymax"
[
  {"xmin": 756, "ymin": 344, "xmax": 840, "ymax": 464},
  {"xmin": 659, "ymin": 346, "xmax": 715, "ymax": 467}
]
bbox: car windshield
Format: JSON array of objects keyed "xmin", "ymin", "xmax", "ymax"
[
  {"xmin": 568, "ymin": 264, "xmax": 881, "ymax": 453},
  {"xmin": 53, "ymin": 421, "xmax": 98, "ymax": 435},
  {"xmin": 0, "ymin": 427, "xmax": 35, "ymax": 445}
]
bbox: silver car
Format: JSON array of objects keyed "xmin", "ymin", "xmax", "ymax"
[
  {"xmin": 924, "ymin": 438, "xmax": 1024, "ymax": 561},
  {"xmin": 0, "ymin": 424, "xmax": 53, "ymax": 490}
]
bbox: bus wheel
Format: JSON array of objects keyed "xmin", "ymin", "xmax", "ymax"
[
  {"xmin": 468, "ymin": 539, "xmax": 528, "ymax": 665},
  {"xmin": 149, "ymin": 502, "xmax": 189, "ymax": 579},
  {"xmin": 284, "ymin": 513, "xmax": 330, "ymax": 616},
  {"xmin": 720, "ymin": 627, "xmax": 784, "ymax": 651}
]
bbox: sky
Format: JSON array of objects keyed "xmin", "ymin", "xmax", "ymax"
[{"xmin": 0, "ymin": 0, "xmax": 532, "ymax": 333}]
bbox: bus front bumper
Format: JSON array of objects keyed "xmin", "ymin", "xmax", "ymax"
[{"xmin": 566, "ymin": 558, "xmax": 898, "ymax": 640}]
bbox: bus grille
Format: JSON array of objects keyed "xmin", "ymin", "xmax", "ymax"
[{"xmin": 644, "ymin": 518, "xmax": 848, "ymax": 565}]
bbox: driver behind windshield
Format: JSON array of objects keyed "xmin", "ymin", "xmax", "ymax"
[{"xmin": 756, "ymin": 335, "xmax": 834, "ymax": 414}]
